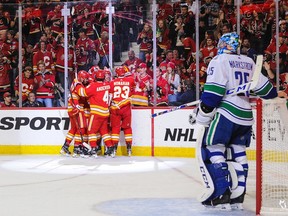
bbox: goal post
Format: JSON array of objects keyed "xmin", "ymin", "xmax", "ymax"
[{"xmin": 256, "ymin": 98, "xmax": 288, "ymax": 215}]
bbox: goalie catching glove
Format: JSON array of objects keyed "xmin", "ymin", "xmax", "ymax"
[{"xmin": 194, "ymin": 102, "xmax": 216, "ymax": 127}]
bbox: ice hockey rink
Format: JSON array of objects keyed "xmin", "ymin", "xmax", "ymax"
[{"xmin": 0, "ymin": 155, "xmax": 256, "ymax": 216}]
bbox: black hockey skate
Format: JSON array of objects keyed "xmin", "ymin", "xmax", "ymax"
[
  {"xmin": 202, "ymin": 189, "xmax": 232, "ymax": 210},
  {"xmin": 104, "ymin": 146, "xmax": 115, "ymax": 158},
  {"xmin": 113, "ymin": 144, "xmax": 118, "ymax": 155},
  {"xmin": 89, "ymin": 147, "xmax": 98, "ymax": 158},
  {"xmin": 72, "ymin": 145, "xmax": 83, "ymax": 158},
  {"xmin": 80, "ymin": 145, "xmax": 91, "ymax": 158},
  {"xmin": 230, "ymin": 193, "xmax": 245, "ymax": 210},
  {"xmin": 60, "ymin": 143, "xmax": 71, "ymax": 156},
  {"xmin": 127, "ymin": 144, "xmax": 132, "ymax": 157}
]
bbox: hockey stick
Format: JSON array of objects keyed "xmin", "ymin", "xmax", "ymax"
[
  {"xmin": 151, "ymin": 55, "xmax": 263, "ymax": 118},
  {"xmin": 151, "ymin": 100, "xmax": 200, "ymax": 118},
  {"xmin": 195, "ymin": 125, "xmax": 215, "ymax": 202}
]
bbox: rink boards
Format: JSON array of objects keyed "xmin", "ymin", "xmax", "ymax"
[{"xmin": 0, "ymin": 107, "xmax": 258, "ymax": 159}]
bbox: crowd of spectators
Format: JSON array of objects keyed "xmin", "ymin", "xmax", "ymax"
[
  {"xmin": 131, "ymin": 0, "xmax": 288, "ymax": 105},
  {"xmin": 0, "ymin": 0, "xmax": 287, "ymax": 107}
]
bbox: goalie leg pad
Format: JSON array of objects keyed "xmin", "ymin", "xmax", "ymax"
[
  {"xmin": 227, "ymin": 161, "xmax": 246, "ymax": 199},
  {"xmin": 230, "ymin": 144, "xmax": 249, "ymax": 178},
  {"xmin": 206, "ymin": 162, "xmax": 231, "ymax": 200},
  {"xmin": 199, "ymin": 144, "xmax": 230, "ymax": 201},
  {"xmin": 229, "ymin": 144, "xmax": 248, "ymax": 204}
]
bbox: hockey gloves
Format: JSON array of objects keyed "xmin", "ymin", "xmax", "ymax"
[{"xmin": 195, "ymin": 102, "xmax": 216, "ymax": 127}]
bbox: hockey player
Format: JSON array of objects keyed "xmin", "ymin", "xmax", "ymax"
[
  {"xmin": 194, "ymin": 32, "xmax": 277, "ymax": 210},
  {"xmin": 78, "ymin": 69, "xmax": 114, "ymax": 158},
  {"xmin": 60, "ymin": 70, "xmax": 90, "ymax": 157},
  {"xmin": 110, "ymin": 66, "xmax": 136, "ymax": 156}
]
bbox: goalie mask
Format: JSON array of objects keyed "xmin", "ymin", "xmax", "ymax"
[{"xmin": 217, "ymin": 32, "xmax": 240, "ymax": 55}]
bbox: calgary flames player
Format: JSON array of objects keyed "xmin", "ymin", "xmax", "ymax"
[
  {"xmin": 78, "ymin": 69, "xmax": 115, "ymax": 158},
  {"xmin": 110, "ymin": 66, "xmax": 136, "ymax": 156},
  {"xmin": 60, "ymin": 70, "xmax": 90, "ymax": 157}
]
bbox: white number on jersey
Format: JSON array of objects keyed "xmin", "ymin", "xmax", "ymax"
[{"xmin": 113, "ymin": 86, "xmax": 130, "ymax": 99}]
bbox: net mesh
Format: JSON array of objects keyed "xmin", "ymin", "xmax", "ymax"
[{"xmin": 260, "ymin": 98, "xmax": 288, "ymax": 214}]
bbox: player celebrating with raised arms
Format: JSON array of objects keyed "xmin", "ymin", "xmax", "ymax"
[
  {"xmin": 194, "ymin": 32, "xmax": 277, "ymax": 210},
  {"xmin": 110, "ymin": 66, "xmax": 136, "ymax": 156}
]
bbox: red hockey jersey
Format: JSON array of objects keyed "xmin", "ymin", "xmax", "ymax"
[
  {"xmin": 81, "ymin": 81, "xmax": 111, "ymax": 117},
  {"xmin": 110, "ymin": 76, "xmax": 136, "ymax": 110}
]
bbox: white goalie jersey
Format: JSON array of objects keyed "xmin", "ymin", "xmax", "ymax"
[{"xmin": 202, "ymin": 54, "xmax": 276, "ymax": 126}]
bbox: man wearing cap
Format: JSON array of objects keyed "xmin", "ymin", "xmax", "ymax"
[
  {"xmin": 0, "ymin": 92, "xmax": 16, "ymax": 107},
  {"xmin": 131, "ymin": 63, "xmax": 152, "ymax": 106}
]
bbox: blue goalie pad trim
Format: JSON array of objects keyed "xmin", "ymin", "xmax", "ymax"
[
  {"xmin": 238, "ymin": 182, "xmax": 246, "ymax": 187},
  {"xmin": 209, "ymin": 151, "xmax": 225, "ymax": 157},
  {"xmin": 206, "ymin": 162, "xmax": 231, "ymax": 200},
  {"xmin": 233, "ymin": 151, "xmax": 246, "ymax": 158}
]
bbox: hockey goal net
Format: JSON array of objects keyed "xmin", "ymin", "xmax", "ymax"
[{"xmin": 256, "ymin": 98, "xmax": 288, "ymax": 215}]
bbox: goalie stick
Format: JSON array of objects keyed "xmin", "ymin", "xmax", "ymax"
[
  {"xmin": 151, "ymin": 55, "xmax": 263, "ymax": 118},
  {"xmin": 151, "ymin": 100, "xmax": 200, "ymax": 118}
]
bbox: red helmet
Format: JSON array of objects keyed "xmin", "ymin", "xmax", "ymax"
[
  {"xmin": 115, "ymin": 66, "xmax": 126, "ymax": 77},
  {"xmin": 88, "ymin": 65, "xmax": 100, "ymax": 74},
  {"xmin": 94, "ymin": 69, "xmax": 105, "ymax": 80},
  {"xmin": 123, "ymin": 65, "xmax": 130, "ymax": 73},
  {"xmin": 78, "ymin": 70, "xmax": 89, "ymax": 81}
]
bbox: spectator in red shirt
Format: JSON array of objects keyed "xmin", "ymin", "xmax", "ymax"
[
  {"xmin": 94, "ymin": 31, "xmax": 113, "ymax": 69},
  {"xmin": 76, "ymin": 28, "xmax": 95, "ymax": 71},
  {"xmin": 150, "ymin": 67, "xmax": 169, "ymax": 106},
  {"xmin": 24, "ymin": 5, "xmax": 43, "ymax": 47},
  {"xmin": 32, "ymin": 40, "xmax": 55, "ymax": 73},
  {"xmin": 123, "ymin": 50, "xmax": 143, "ymax": 75},
  {"xmin": 180, "ymin": 34, "xmax": 196, "ymax": 60},
  {"xmin": 156, "ymin": 19, "xmax": 171, "ymax": 53},
  {"xmin": 14, "ymin": 66, "xmax": 36, "ymax": 104},
  {"xmin": 0, "ymin": 92, "xmax": 16, "ymax": 107},
  {"xmin": 157, "ymin": 0, "xmax": 174, "ymax": 23},
  {"xmin": 77, "ymin": 8, "xmax": 95, "ymax": 40},
  {"xmin": 46, "ymin": 4, "xmax": 64, "ymax": 37},
  {"xmin": 34, "ymin": 60, "xmax": 55, "ymax": 107},
  {"xmin": 0, "ymin": 52, "xmax": 12, "ymax": 99},
  {"xmin": 137, "ymin": 23, "xmax": 153, "ymax": 62}
]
